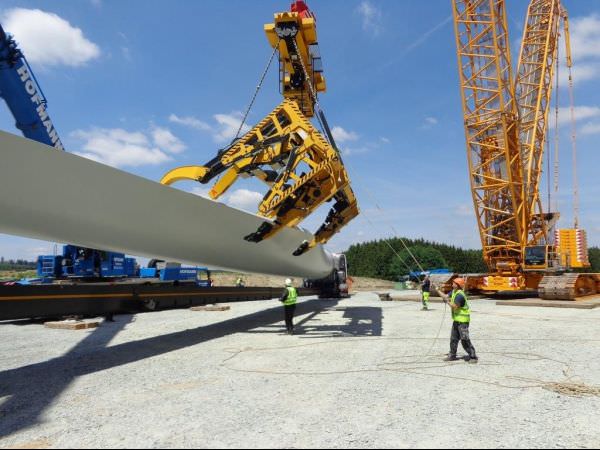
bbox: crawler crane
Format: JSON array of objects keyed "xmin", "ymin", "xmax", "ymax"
[
  {"xmin": 160, "ymin": 1, "xmax": 359, "ymax": 256},
  {"xmin": 452, "ymin": 0, "xmax": 600, "ymax": 299}
]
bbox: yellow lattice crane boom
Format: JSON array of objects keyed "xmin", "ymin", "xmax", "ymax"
[
  {"xmin": 160, "ymin": 1, "xmax": 358, "ymax": 256},
  {"xmin": 452, "ymin": 0, "xmax": 526, "ymax": 276},
  {"xmin": 516, "ymin": 0, "xmax": 564, "ymax": 247},
  {"xmin": 452, "ymin": 0, "xmax": 599, "ymax": 299}
]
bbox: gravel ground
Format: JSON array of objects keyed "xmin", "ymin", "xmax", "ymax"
[
  {"xmin": 209, "ymin": 273, "xmax": 394, "ymax": 290},
  {"xmin": 1, "ymin": 291, "xmax": 600, "ymax": 449}
]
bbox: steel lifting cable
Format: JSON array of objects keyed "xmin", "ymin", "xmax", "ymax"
[
  {"xmin": 552, "ymin": 41, "xmax": 560, "ymax": 215},
  {"xmin": 290, "ymin": 38, "xmax": 333, "ymax": 148},
  {"xmin": 233, "ymin": 38, "xmax": 282, "ymax": 142},
  {"xmin": 288, "ymin": 35, "xmax": 433, "ymax": 285},
  {"xmin": 289, "ymin": 40, "xmax": 430, "ymax": 278},
  {"xmin": 287, "ymin": 34, "xmax": 427, "ymax": 281},
  {"xmin": 340, "ymin": 163, "xmax": 450, "ymax": 361},
  {"xmin": 220, "ymin": 340, "xmax": 600, "ymax": 396},
  {"xmin": 567, "ymin": 63, "xmax": 579, "ymax": 229},
  {"xmin": 346, "ymin": 164, "xmax": 434, "ymax": 277},
  {"xmin": 561, "ymin": 9, "xmax": 580, "ymax": 229},
  {"xmin": 290, "ymin": 33, "xmax": 450, "ymax": 349},
  {"xmin": 290, "ymin": 31, "xmax": 448, "ymax": 360}
]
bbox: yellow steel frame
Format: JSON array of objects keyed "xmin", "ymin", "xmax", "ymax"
[
  {"xmin": 161, "ymin": 100, "xmax": 358, "ymax": 255},
  {"xmin": 265, "ymin": 10, "xmax": 326, "ymax": 118},
  {"xmin": 160, "ymin": 6, "xmax": 358, "ymax": 255},
  {"xmin": 453, "ymin": 0, "xmax": 581, "ymax": 289},
  {"xmin": 452, "ymin": 0, "xmax": 526, "ymax": 274},
  {"xmin": 516, "ymin": 0, "xmax": 564, "ymax": 246}
]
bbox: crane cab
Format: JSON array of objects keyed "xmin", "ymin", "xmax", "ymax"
[{"xmin": 524, "ymin": 245, "xmax": 554, "ymax": 271}]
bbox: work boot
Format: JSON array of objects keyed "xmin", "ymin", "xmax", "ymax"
[
  {"xmin": 444, "ymin": 354, "xmax": 459, "ymax": 362},
  {"xmin": 421, "ymin": 306, "xmax": 428, "ymax": 311},
  {"xmin": 466, "ymin": 355, "xmax": 479, "ymax": 364}
]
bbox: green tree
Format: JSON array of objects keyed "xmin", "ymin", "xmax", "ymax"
[
  {"xmin": 387, "ymin": 245, "xmax": 447, "ymax": 280},
  {"xmin": 346, "ymin": 237, "xmax": 485, "ymax": 280},
  {"xmin": 589, "ymin": 247, "xmax": 600, "ymax": 272}
]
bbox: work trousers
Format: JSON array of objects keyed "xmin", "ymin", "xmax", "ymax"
[
  {"xmin": 422, "ymin": 291, "xmax": 430, "ymax": 308},
  {"xmin": 284, "ymin": 304, "xmax": 296, "ymax": 333},
  {"xmin": 450, "ymin": 321, "xmax": 476, "ymax": 358}
]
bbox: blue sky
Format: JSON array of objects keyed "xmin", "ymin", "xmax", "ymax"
[{"xmin": 1, "ymin": 0, "xmax": 599, "ymax": 262}]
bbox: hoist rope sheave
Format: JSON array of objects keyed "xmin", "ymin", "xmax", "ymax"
[{"xmin": 161, "ymin": 0, "xmax": 358, "ymax": 256}]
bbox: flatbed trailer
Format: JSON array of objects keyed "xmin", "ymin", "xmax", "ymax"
[{"xmin": 0, "ymin": 282, "xmax": 320, "ymax": 321}]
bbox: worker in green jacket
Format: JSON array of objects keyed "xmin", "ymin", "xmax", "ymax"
[
  {"xmin": 280, "ymin": 278, "xmax": 298, "ymax": 335},
  {"xmin": 441, "ymin": 277, "xmax": 478, "ymax": 363},
  {"xmin": 421, "ymin": 275, "xmax": 431, "ymax": 310}
]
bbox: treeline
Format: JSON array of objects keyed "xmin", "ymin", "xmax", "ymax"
[
  {"xmin": 345, "ymin": 239, "xmax": 600, "ymax": 281},
  {"xmin": 0, "ymin": 258, "xmax": 36, "ymax": 271},
  {"xmin": 587, "ymin": 247, "xmax": 600, "ymax": 272},
  {"xmin": 345, "ymin": 238, "xmax": 487, "ymax": 281}
]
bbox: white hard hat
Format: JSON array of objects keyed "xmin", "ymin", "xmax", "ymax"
[{"xmin": 285, "ymin": 278, "xmax": 293, "ymax": 286}]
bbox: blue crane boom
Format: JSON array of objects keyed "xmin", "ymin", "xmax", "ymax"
[{"xmin": 0, "ymin": 24, "xmax": 63, "ymax": 150}]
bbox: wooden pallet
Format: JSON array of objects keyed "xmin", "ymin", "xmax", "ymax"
[
  {"xmin": 44, "ymin": 320, "xmax": 100, "ymax": 330},
  {"xmin": 496, "ymin": 296, "xmax": 600, "ymax": 309},
  {"xmin": 190, "ymin": 304, "xmax": 231, "ymax": 312},
  {"xmin": 378, "ymin": 293, "xmax": 485, "ymax": 303}
]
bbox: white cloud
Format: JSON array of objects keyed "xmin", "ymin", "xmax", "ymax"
[
  {"xmin": 190, "ymin": 185, "xmax": 262, "ymax": 213},
  {"xmin": 404, "ymin": 15, "xmax": 453, "ymax": 54},
  {"xmin": 570, "ymin": 15, "xmax": 600, "ymax": 61},
  {"xmin": 151, "ymin": 127, "xmax": 186, "ymax": 153},
  {"xmin": 342, "ymin": 146, "xmax": 372, "ymax": 156},
  {"xmin": 380, "ymin": 137, "xmax": 391, "ymax": 144},
  {"xmin": 190, "ymin": 186, "xmax": 212, "ymax": 199},
  {"xmin": 169, "ymin": 114, "xmax": 212, "ymax": 132},
  {"xmin": 420, "ymin": 116, "xmax": 439, "ymax": 130},
  {"xmin": 170, "ymin": 111, "xmax": 251, "ymax": 144},
  {"xmin": 121, "ymin": 46, "xmax": 131, "ymax": 61},
  {"xmin": 568, "ymin": 63, "xmax": 600, "ymax": 84},
  {"xmin": 554, "ymin": 14, "xmax": 600, "ymax": 85},
  {"xmin": 356, "ymin": 1, "xmax": 383, "ymax": 37},
  {"xmin": 226, "ymin": 189, "xmax": 263, "ymax": 212},
  {"xmin": 213, "ymin": 112, "xmax": 251, "ymax": 144},
  {"xmin": 2, "ymin": 8, "xmax": 100, "ymax": 67},
  {"xmin": 581, "ymin": 122, "xmax": 600, "ymax": 135},
  {"xmin": 549, "ymin": 105, "xmax": 600, "ymax": 129},
  {"xmin": 71, "ymin": 127, "xmax": 172, "ymax": 168},
  {"xmin": 332, "ymin": 126, "xmax": 359, "ymax": 143}
]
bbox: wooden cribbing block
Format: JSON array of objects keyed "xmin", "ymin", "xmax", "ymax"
[
  {"xmin": 190, "ymin": 305, "xmax": 231, "ymax": 312},
  {"xmin": 44, "ymin": 320, "xmax": 100, "ymax": 330}
]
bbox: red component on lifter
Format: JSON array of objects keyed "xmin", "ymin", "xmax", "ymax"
[{"xmin": 291, "ymin": 1, "xmax": 315, "ymax": 20}]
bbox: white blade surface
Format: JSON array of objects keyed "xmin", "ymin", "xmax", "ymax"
[{"xmin": 0, "ymin": 131, "xmax": 334, "ymax": 278}]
